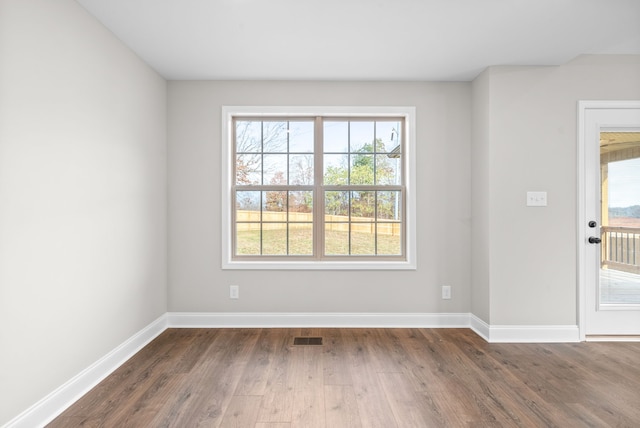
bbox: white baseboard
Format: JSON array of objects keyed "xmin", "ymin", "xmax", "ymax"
[
  {"xmin": 469, "ymin": 314, "xmax": 579, "ymax": 343},
  {"xmin": 469, "ymin": 314, "xmax": 491, "ymax": 341},
  {"xmin": 3, "ymin": 311, "xmax": 581, "ymax": 428},
  {"xmin": 4, "ymin": 314, "xmax": 168, "ymax": 428},
  {"xmin": 167, "ymin": 313, "xmax": 579, "ymax": 342},
  {"xmin": 166, "ymin": 312, "xmax": 471, "ymax": 328}
]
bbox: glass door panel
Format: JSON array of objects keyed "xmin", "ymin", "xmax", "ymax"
[{"xmin": 599, "ymin": 132, "xmax": 640, "ymax": 306}]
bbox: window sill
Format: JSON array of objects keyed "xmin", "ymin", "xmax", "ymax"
[{"xmin": 222, "ymin": 260, "xmax": 417, "ymax": 270}]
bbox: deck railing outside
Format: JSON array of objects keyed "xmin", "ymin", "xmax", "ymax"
[{"xmin": 601, "ymin": 226, "xmax": 640, "ymax": 274}]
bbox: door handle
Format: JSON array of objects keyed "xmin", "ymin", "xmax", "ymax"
[{"xmin": 588, "ymin": 236, "xmax": 601, "ymax": 244}]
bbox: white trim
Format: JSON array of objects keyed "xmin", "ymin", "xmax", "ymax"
[
  {"xmin": 219, "ymin": 260, "xmax": 416, "ymax": 271},
  {"xmin": 3, "ymin": 314, "xmax": 168, "ymax": 428},
  {"xmin": 486, "ymin": 324, "xmax": 580, "ymax": 343},
  {"xmin": 167, "ymin": 312, "xmax": 579, "ymax": 342},
  {"xmin": 468, "ymin": 314, "xmax": 578, "ymax": 342},
  {"xmin": 223, "ymin": 105, "xmax": 418, "ymax": 117},
  {"xmin": 577, "ymin": 100, "xmax": 588, "ymax": 341},
  {"xmin": 221, "ymin": 106, "xmax": 417, "ymax": 270},
  {"xmin": 167, "ymin": 312, "xmax": 469, "ymax": 328},
  {"xmin": 469, "ymin": 314, "xmax": 490, "ymax": 341},
  {"xmin": 578, "ymin": 100, "xmax": 640, "ymax": 110}
]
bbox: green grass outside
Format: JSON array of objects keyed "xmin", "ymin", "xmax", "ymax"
[{"xmin": 236, "ymin": 228, "xmax": 401, "ymax": 256}]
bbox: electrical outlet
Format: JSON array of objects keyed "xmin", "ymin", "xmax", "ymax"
[
  {"xmin": 526, "ymin": 191, "xmax": 547, "ymax": 206},
  {"xmin": 229, "ymin": 285, "xmax": 239, "ymax": 299},
  {"xmin": 442, "ymin": 285, "xmax": 451, "ymax": 300}
]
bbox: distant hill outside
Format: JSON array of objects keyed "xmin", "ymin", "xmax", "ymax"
[{"xmin": 609, "ymin": 205, "xmax": 640, "ymax": 227}]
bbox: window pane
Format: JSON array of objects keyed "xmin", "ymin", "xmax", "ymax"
[
  {"xmin": 324, "ymin": 154, "xmax": 348, "ymax": 185},
  {"xmin": 375, "ymin": 121, "xmax": 401, "ymax": 153},
  {"xmin": 377, "ymin": 191, "xmax": 401, "ymax": 220},
  {"xmin": 350, "ymin": 154, "xmax": 374, "ymax": 185},
  {"xmin": 351, "ymin": 191, "xmax": 375, "ymax": 221},
  {"xmin": 324, "ymin": 121, "xmax": 348, "ymax": 153},
  {"xmin": 376, "ymin": 154, "xmax": 401, "ymax": 185},
  {"xmin": 289, "ymin": 191, "xmax": 313, "ymax": 220},
  {"xmin": 236, "ymin": 121, "xmax": 261, "ymax": 153},
  {"xmin": 236, "ymin": 154, "xmax": 261, "ymax": 185},
  {"xmin": 231, "ymin": 114, "xmax": 406, "ymax": 262},
  {"xmin": 377, "ymin": 223, "xmax": 402, "ymax": 255},
  {"xmin": 325, "ymin": 191, "xmax": 349, "ymax": 218},
  {"xmin": 350, "ymin": 121, "xmax": 374, "ymax": 152},
  {"xmin": 263, "ymin": 154, "xmax": 288, "ymax": 185},
  {"xmin": 263, "ymin": 191, "xmax": 287, "ymax": 215},
  {"xmin": 262, "ymin": 224, "xmax": 287, "ymax": 255},
  {"xmin": 351, "ymin": 227, "xmax": 375, "ymax": 255},
  {"xmin": 325, "ymin": 224, "xmax": 349, "ymax": 255},
  {"xmin": 236, "ymin": 191, "xmax": 261, "ymax": 219},
  {"xmin": 290, "ymin": 154, "xmax": 314, "ymax": 185},
  {"xmin": 236, "ymin": 223, "xmax": 261, "ymax": 255},
  {"xmin": 289, "ymin": 223, "xmax": 313, "ymax": 255},
  {"xmin": 289, "ymin": 121, "xmax": 314, "ymax": 153},
  {"xmin": 263, "ymin": 121, "xmax": 288, "ymax": 153}
]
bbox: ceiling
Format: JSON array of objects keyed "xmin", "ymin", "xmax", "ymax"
[{"xmin": 75, "ymin": 0, "xmax": 640, "ymax": 81}]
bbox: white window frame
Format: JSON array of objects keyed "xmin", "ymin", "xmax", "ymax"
[{"xmin": 221, "ymin": 106, "xmax": 417, "ymax": 270}]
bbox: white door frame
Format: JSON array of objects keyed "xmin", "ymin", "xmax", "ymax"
[{"xmin": 577, "ymin": 100, "xmax": 640, "ymax": 340}]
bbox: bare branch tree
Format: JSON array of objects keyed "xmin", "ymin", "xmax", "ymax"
[{"xmin": 235, "ymin": 121, "xmax": 287, "ymax": 185}]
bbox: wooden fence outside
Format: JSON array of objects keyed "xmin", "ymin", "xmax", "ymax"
[{"xmin": 236, "ymin": 210, "xmax": 401, "ymax": 236}]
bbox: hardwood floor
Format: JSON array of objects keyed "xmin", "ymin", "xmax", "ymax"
[{"xmin": 48, "ymin": 328, "xmax": 640, "ymax": 427}]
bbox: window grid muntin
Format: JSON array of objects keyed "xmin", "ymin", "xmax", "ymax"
[
  {"xmin": 235, "ymin": 187, "xmax": 315, "ymax": 256},
  {"xmin": 232, "ymin": 116, "xmax": 405, "ymax": 260},
  {"xmin": 235, "ymin": 119, "xmax": 315, "ymax": 187},
  {"xmin": 322, "ymin": 118, "xmax": 402, "ymax": 187},
  {"xmin": 323, "ymin": 188, "xmax": 402, "ymax": 256}
]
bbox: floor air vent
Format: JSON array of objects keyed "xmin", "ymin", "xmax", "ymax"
[{"xmin": 293, "ymin": 337, "xmax": 323, "ymax": 346}]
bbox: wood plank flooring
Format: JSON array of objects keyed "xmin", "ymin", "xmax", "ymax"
[{"xmin": 48, "ymin": 328, "xmax": 640, "ymax": 427}]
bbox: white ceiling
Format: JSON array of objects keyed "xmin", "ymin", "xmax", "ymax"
[{"xmin": 75, "ymin": 0, "xmax": 640, "ymax": 81}]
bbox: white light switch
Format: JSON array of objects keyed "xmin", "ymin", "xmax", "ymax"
[
  {"xmin": 230, "ymin": 285, "xmax": 239, "ymax": 299},
  {"xmin": 527, "ymin": 191, "xmax": 547, "ymax": 207}
]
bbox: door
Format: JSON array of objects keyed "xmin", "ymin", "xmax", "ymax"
[{"xmin": 579, "ymin": 101, "xmax": 640, "ymax": 338}]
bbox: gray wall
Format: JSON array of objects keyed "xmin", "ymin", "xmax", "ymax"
[
  {"xmin": 0, "ymin": 1, "xmax": 167, "ymax": 424},
  {"xmin": 470, "ymin": 69, "xmax": 492, "ymax": 322},
  {"xmin": 168, "ymin": 81, "xmax": 472, "ymax": 313},
  {"xmin": 471, "ymin": 55, "xmax": 640, "ymax": 325}
]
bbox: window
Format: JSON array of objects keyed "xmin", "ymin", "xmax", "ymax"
[{"xmin": 222, "ymin": 107, "xmax": 416, "ymax": 270}]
